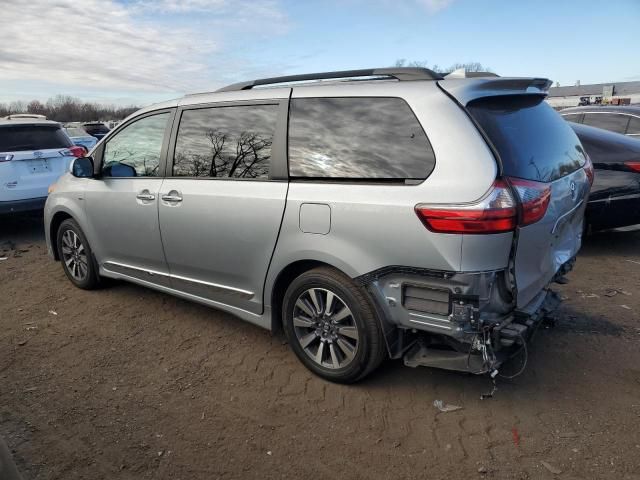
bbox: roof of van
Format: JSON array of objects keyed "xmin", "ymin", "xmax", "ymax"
[{"xmin": 131, "ymin": 68, "xmax": 551, "ymax": 120}]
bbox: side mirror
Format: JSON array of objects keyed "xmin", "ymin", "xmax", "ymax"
[{"xmin": 71, "ymin": 156, "xmax": 94, "ymax": 178}]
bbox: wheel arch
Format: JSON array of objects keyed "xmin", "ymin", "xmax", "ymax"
[
  {"xmin": 49, "ymin": 211, "xmax": 74, "ymax": 260},
  {"xmin": 269, "ymin": 259, "xmax": 353, "ymax": 333}
]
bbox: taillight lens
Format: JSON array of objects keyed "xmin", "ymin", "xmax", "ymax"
[
  {"xmin": 416, "ymin": 177, "xmax": 552, "ymax": 234},
  {"xmin": 60, "ymin": 146, "xmax": 85, "ymax": 158},
  {"xmin": 583, "ymin": 155, "xmax": 594, "ymax": 185},
  {"xmin": 415, "ymin": 180, "xmax": 517, "ymax": 234},
  {"xmin": 69, "ymin": 145, "xmax": 86, "ymax": 158},
  {"xmin": 509, "ymin": 178, "xmax": 551, "ymax": 226},
  {"xmin": 625, "ymin": 161, "xmax": 640, "ymax": 173},
  {"xmin": 0, "ymin": 153, "xmax": 14, "ymax": 162}
]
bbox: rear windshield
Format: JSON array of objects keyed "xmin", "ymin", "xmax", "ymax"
[
  {"xmin": 84, "ymin": 124, "xmax": 110, "ymax": 135},
  {"xmin": 468, "ymin": 96, "xmax": 586, "ymax": 182},
  {"xmin": 0, "ymin": 125, "xmax": 72, "ymax": 151},
  {"xmin": 65, "ymin": 127, "xmax": 89, "ymax": 137}
]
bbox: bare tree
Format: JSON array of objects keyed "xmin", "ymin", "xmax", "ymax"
[
  {"xmin": 174, "ymin": 129, "xmax": 272, "ymax": 179},
  {"xmin": 393, "ymin": 59, "xmax": 491, "ymax": 74}
]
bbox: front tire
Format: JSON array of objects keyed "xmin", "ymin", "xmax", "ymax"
[
  {"xmin": 282, "ymin": 267, "xmax": 387, "ymax": 383},
  {"xmin": 56, "ymin": 218, "xmax": 101, "ymax": 290}
]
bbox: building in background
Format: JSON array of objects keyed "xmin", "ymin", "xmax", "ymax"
[{"xmin": 547, "ymin": 80, "xmax": 640, "ymax": 109}]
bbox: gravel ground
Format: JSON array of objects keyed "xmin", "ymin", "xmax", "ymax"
[{"xmin": 1, "ymin": 213, "xmax": 639, "ymax": 480}]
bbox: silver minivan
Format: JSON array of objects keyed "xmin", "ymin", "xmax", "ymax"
[{"xmin": 44, "ymin": 68, "xmax": 592, "ymax": 383}]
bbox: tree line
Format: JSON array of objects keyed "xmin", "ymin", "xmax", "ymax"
[
  {"xmin": 0, "ymin": 95, "xmax": 139, "ymax": 123},
  {"xmin": 393, "ymin": 60, "xmax": 491, "ymax": 74}
]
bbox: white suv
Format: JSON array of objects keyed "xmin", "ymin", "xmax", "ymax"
[{"xmin": 0, "ymin": 115, "xmax": 84, "ymax": 214}]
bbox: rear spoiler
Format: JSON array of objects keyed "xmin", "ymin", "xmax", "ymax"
[{"xmin": 438, "ymin": 77, "xmax": 552, "ymax": 106}]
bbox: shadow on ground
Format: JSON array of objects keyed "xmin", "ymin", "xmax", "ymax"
[
  {"xmin": 0, "ymin": 213, "xmax": 44, "ymax": 245},
  {"xmin": 580, "ymin": 225, "xmax": 640, "ymax": 257}
]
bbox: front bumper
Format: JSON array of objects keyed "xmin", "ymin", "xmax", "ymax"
[{"xmin": 0, "ymin": 197, "xmax": 47, "ymax": 214}]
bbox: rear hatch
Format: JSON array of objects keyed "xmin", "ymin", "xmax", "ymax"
[
  {"xmin": 440, "ymin": 79, "xmax": 591, "ymax": 307},
  {"xmin": 0, "ymin": 124, "xmax": 76, "ymax": 201}
]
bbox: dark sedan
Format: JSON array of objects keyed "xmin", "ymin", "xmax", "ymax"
[
  {"xmin": 570, "ymin": 122, "xmax": 640, "ymax": 231},
  {"xmin": 561, "ymin": 105, "xmax": 640, "ymax": 138},
  {"xmin": 82, "ymin": 122, "xmax": 110, "ymax": 141}
]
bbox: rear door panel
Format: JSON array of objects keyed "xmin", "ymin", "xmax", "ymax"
[
  {"xmin": 158, "ymin": 98, "xmax": 289, "ymax": 314},
  {"xmin": 158, "ymin": 179, "xmax": 288, "ymax": 313}
]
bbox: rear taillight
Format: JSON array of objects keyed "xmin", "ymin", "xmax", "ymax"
[
  {"xmin": 583, "ymin": 155, "xmax": 594, "ymax": 185},
  {"xmin": 509, "ymin": 178, "xmax": 551, "ymax": 226},
  {"xmin": 60, "ymin": 146, "xmax": 85, "ymax": 158},
  {"xmin": 415, "ymin": 179, "xmax": 517, "ymax": 234},
  {"xmin": 69, "ymin": 146, "xmax": 86, "ymax": 158},
  {"xmin": 416, "ymin": 177, "xmax": 552, "ymax": 234},
  {"xmin": 0, "ymin": 154, "xmax": 14, "ymax": 162},
  {"xmin": 625, "ymin": 161, "xmax": 640, "ymax": 173}
]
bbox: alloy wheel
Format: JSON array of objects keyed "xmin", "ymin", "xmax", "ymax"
[
  {"xmin": 292, "ymin": 288, "xmax": 359, "ymax": 369},
  {"xmin": 61, "ymin": 229, "xmax": 88, "ymax": 282}
]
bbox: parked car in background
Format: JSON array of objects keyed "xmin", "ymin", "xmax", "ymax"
[
  {"xmin": 561, "ymin": 105, "xmax": 640, "ymax": 137},
  {"xmin": 569, "ymin": 122, "xmax": 640, "ymax": 231},
  {"xmin": 45, "ymin": 68, "xmax": 591, "ymax": 383},
  {"xmin": 63, "ymin": 124, "xmax": 98, "ymax": 153},
  {"xmin": 1, "ymin": 116, "xmax": 84, "ymax": 214},
  {"xmin": 82, "ymin": 122, "xmax": 110, "ymax": 140}
]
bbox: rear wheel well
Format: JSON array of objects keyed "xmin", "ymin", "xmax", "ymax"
[
  {"xmin": 270, "ymin": 260, "xmax": 340, "ymax": 333},
  {"xmin": 50, "ymin": 212, "xmax": 73, "ymax": 260}
]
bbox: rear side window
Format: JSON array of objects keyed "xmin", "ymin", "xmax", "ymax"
[
  {"xmin": 0, "ymin": 125, "xmax": 72, "ymax": 151},
  {"xmin": 468, "ymin": 96, "xmax": 586, "ymax": 182},
  {"xmin": 625, "ymin": 116, "xmax": 640, "ymax": 135},
  {"xmin": 288, "ymin": 97, "xmax": 435, "ymax": 181},
  {"xmin": 561, "ymin": 113, "xmax": 583, "ymax": 123},
  {"xmin": 582, "ymin": 113, "xmax": 629, "ymax": 134},
  {"xmin": 173, "ymin": 104, "xmax": 278, "ymax": 180}
]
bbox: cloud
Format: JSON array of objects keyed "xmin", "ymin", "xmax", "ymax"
[{"xmin": 0, "ymin": 0, "xmax": 288, "ymax": 97}]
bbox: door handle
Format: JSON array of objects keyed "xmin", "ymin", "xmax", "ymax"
[
  {"xmin": 161, "ymin": 192, "xmax": 183, "ymax": 203},
  {"xmin": 136, "ymin": 191, "xmax": 156, "ymax": 201}
]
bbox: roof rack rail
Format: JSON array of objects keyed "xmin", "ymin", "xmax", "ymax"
[{"xmin": 215, "ymin": 67, "xmax": 443, "ymax": 93}]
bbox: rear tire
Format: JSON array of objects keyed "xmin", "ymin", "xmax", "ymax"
[
  {"xmin": 56, "ymin": 218, "xmax": 101, "ymax": 290},
  {"xmin": 282, "ymin": 267, "xmax": 387, "ymax": 383}
]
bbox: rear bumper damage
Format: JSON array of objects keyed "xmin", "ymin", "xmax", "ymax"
[
  {"xmin": 360, "ymin": 262, "xmax": 571, "ymax": 375},
  {"xmin": 403, "ymin": 289, "xmax": 561, "ymax": 374}
]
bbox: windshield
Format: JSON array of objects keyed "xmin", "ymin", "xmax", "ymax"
[
  {"xmin": 0, "ymin": 125, "xmax": 73, "ymax": 151},
  {"xmin": 468, "ymin": 95, "xmax": 587, "ymax": 182}
]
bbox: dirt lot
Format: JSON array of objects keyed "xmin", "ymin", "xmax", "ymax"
[{"xmin": 1, "ymin": 214, "xmax": 639, "ymax": 480}]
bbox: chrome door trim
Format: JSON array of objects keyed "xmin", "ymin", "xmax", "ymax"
[
  {"xmin": 161, "ymin": 193, "xmax": 183, "ymax": 202},
  {"xmin": 102, "ymin": 261, "xmax": 254, "ymax": 299},
  {"xmin": 136, "ymin": 192, "xmax": 156, "ymax": 201}
]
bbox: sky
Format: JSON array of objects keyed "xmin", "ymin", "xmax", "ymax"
[{"xmin": 1, "ymin": 0, "xmax": 639, "ymax": 107}]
